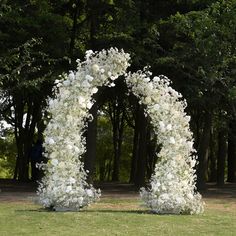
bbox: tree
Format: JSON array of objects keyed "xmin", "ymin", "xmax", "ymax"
[
  {"xmin": 155, "ymin": 0, "xmax": 236, "ymax": 188},
  {"xmin": 0, "ymin": 39, "xmax": 56, "ymax": 180},
  {"xmin": 0, "ymin": 1, "xmax": 71, "ymax": 180}
]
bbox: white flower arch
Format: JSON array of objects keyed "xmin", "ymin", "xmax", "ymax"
[{"xmin": 37, "ymin": 48, "xmax": 204, "ymax": 214}]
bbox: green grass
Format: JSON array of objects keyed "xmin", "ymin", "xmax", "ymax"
[{"xmin": 0, "ymin": 198, "xmax": 235, "ymax": 236}]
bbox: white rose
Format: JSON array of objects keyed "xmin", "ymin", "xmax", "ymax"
[
  {"xmin": 66, "ymin": 185, "xmax": 72, "ymax": 193},
  {"xmin": 92, "ymin": 64, "xmax": 99, "ymax": 73},
  {"xmin": 91, "ymin": 87, "xmax": 98, "ymax": 94},
  {"xmin": 68, "ymin": 72, "xmax": 75, "ymax": 81},
  {"xmin": 67, "ymin": 144, "xmax": 73, "ymax": 150},
  {"xmin": 51, "ymin": 159, "xmax": 58, "ymax": 166},
  {"xmin": 166, "ymin": 124, "xmax": 172, "ymax": 131},
  {"xmin": 58, "ymin": 161, "xmax": 65, "ymax": 168},
  {"xmin": 63, "ymin": 80, "xmax": 70, "ymax": 86},
  {"xmin": 87, "ymin": 101, "xmax": 93, "ymax": 109},
  {"xmin": 159, "ymin": 121, "xmax": 165, "ymax": 132},
  {"xmin": 86, "ymin": 189, "xmax": 94, "ymax": 197},
  {"xmin": 85, "ymin": 74, "xmax": 94, "ymax": 82},
  {"xmin": 69, "ymin": 177, "xmax": 76, "ymax": 184},
  {"xmin": 47, "ymin": 137, "xmax": 55, "ymax": 145},
  {"xmin": 78, "ymin": 96, "xmax": 86, "ymax": 105},
  {"xmin": 169, "ymin": 137, "xmax": 175, "ymax": 144},
  {"xmin": 78, "ymin": 196, "xmax": 83, "ymax": 205},
  {"xmin": 82, "ymin": 80, "xmax": 91, "ymax": 88},
  {"xmin": 145, "ymin": 97, "xmax": 151, "ymax": 104}
]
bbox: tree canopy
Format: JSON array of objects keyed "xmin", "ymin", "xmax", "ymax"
[{"xmin": 0, "ymin": 0, "xmax": 235, "ymax": 186}]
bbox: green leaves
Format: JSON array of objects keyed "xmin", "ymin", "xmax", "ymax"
[{"xmin": 157, "ymin": 0, "xmax": 236, "ymax": 112}]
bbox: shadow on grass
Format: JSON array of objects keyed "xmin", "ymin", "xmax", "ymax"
[
  {"xmin": 15, "ymin": 208, "xmax": 153, "ymax": 215},
  {"xmin": 81, "ymin": 209, "xmax": 150, "ymax": 214},
  {"xmin": 15, "ymin": 208, "xmax": 191, "ymax": 216}
]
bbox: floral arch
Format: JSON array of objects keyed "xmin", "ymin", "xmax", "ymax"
[{"xmin": 37, "ymin": 48, "xmax": 204, "ymax": 214}]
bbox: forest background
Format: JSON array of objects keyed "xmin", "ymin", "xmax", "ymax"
[{"xmin": 1, "ymin": 0, "xmax": 236, "ymax": 190}]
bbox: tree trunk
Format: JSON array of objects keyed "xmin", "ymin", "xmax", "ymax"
[
  {"xmin": 227, "ymin": 121, "xmax": 236, "ymax": 182},
  {"xmin": 13, "ymin": 154, "xmax": 19, "ymax": 180},
  {"xmin": 111, "ymin": 105, "xmax": 125, "ymax": 181},
  {"xmin": 129, "ymin": 123, "xmax": 139, "ymax": 183},
  {"xmin": 14, "ymin": 98, "xmax": 42, "ymax": 181},
  {"xmin": 134, "ymin": 106, "xmax": 148, "ymax": 187},
  {"xmin": 208, "ymin": 126, "xmax": 217, "ymax": 182},
  {"xmin": 146, "ymin": 129, "xmax": 158, "ymax": 179},
  {"xmin": 14, "ymin": 99, "xmax": 29, "ymax": 181},
  {"xmin": 197, "ymin": 111, "xmax": 212, "ymax": 190},
  {"xmin": 88, "ymin": 0, "xmax": 99, "ymax": 49},
  {"xmin": 85, "ymin": 103, "xmax": 98, "ymax": 183},
  {"xmin": 217, "ymin": 128, "xmax": 227, "ymax": 185},
  {"xmin": 129, "ymin": 105, "xmax": 140, "ymax": 183},
  {"xmin": 69, "ymin": 0, "xmax": 80, "ymax": 54}
]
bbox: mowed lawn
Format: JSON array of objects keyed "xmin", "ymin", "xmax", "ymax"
[{"xmin": 0, "ymin": 197, "xmax": 235, "ymax": 236}]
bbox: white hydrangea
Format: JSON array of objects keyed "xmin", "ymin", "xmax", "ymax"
[{"xmin": 37, "ymin": 48, "xmax": 204, "ymax": 214}]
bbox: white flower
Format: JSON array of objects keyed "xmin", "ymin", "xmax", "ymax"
[
  {"xmin": 69, "ymin": 177, "xmax": 76, "ymax": 184},
  {"xmin": 166, "ymin": 124, "xmax": 172, "ymax": 131},
  {"xmin": 66, "ymin": 185, "xmax": 72, "ymax": 193},
  {"xmin": 78, "ymin": 197, "xmax": 83, "ymax": 205},
  {"xmin": 63, "ymin": 80, "xmax": 70, "ymax": 86},
  {"xmin": 74, "ymin": 146, "xmax": 80, "ymax": 153},
  {"xmin": 153, "ymin": 104, "xmax": 160, "ymax": 110},
  {"xmin": 86, "ymin": 189, "xmax": 94, "ymax": 197},
  {"xmin": 187, "ymin": 141, "xmax": 193, "ymax": 149},
  {"xmin": 159, "ymin": 121, "xmax": 165, "ymax": 132},
  {"xmin": 145, "ymin": 97, "xmax": 152, "ymax": 104},
  {"xmin": 85, "ymin": 74, "xmax": 94, "ymax": 82},
  {"xmin": 153, "ymin": 76, "xmax": 160, "ymax": 82},
  {"xmin": 169, "ymin": 137, "xmax": 176, "ymax": 144},
  {"xmin": 58, "ymin": 161, "xmax": 65, "ymax": 168},
  {"xmin": 69, "ymin": 72, "xmax": 75, "ymax": 81},
  {"xmin": 82, "ymin": 80, "xmax": 91, "ymax": 88},
  {"xmin": 85, "ymin": 50, "xmax": 93, "ymax": 59},
  {"xmin": 92, "ymin": 64, "xmax": 99, "ymax": 73},
  {"xmin": 87, "ymin": 101, "xmax": 93, "ymax": 109},
  {"xmin": 67, "ymin": 144, "xmax": 73, "ymax": 150},
  {"xmin": 167, "ymin": 173, "xmax": 173, "ymax": 179},
  {"xmin": 46, "ymin": 137, "xmax": 55, "ymax": 145},
  {"xmin": 49, "ymin": 100, "xmax": 54, "ymax": 107},
  {"xmin": 91, "ymin": 87, "xmax": 98, "ymax": 94},
  {"xmin": 51, "ymin": 159, "xmax": 58, "ymax": 166},
  {"xmin": 78, "ymin": 96, "xmax": 86, "ymax": 105},
  {"xmin": 187, "ymin": 193, "xmax": 194, "ymax": 200}
]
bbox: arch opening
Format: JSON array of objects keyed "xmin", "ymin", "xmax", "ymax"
[{"xmin": 85, "ymin": 77, "xmax": 159, "ymax": 186}]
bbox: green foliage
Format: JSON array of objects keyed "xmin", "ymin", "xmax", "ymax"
[
  {"xmin": 157, "ymin": 0, "xmax": 236, "ymax": 111},
  {"xmin": 0, "ymin": 0, "xmax": 72, "ymax": 180},
  {"xmin": 0, "ymin": 132, "xmax": 16, "ymax": 178},
  {"xmin": 119, "ymin": 125, "xmax": 133, "ymax": 182},
  {"xmin": 96, "ymin": 115, "xmax": 114, "ymax": 181},
  {"xmin": 96, "ymin": 112, "xmax": 133, "ymax": 182},
  {"xmin": 0, "ymin": 0, "xmax": 71, "ymax": 57}
]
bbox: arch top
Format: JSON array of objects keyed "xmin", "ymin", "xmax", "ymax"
[{"xmin": 37, "ymin": 48, "xmax": 204, "ymax": 214}]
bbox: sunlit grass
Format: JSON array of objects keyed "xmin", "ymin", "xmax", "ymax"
[{"xmin": 0, "ymin": 197, "xmax": 235, "ymax": 236}]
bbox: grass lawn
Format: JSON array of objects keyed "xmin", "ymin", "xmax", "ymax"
[{"xmin": 0, "ymin": 197, "xmax": 235, "ymax": 236}]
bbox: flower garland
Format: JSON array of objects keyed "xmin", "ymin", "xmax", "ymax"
[{"xmin": 37, "ymin": 48, "xmax": 204, "ymax": 214}]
